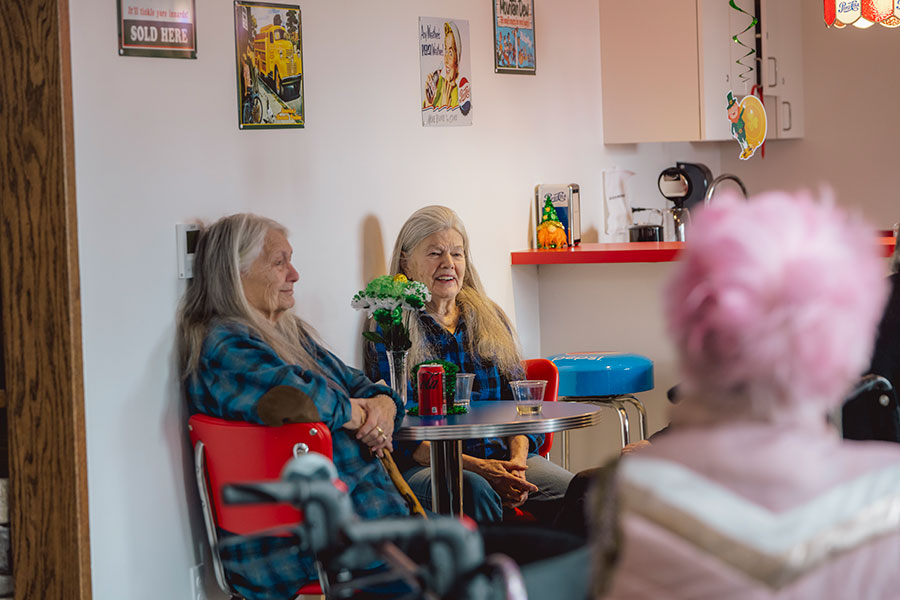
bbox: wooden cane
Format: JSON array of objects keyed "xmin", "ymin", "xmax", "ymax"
[{"xmin": 379, "ymin": 449, "xmax": 428, "ymax": 518}]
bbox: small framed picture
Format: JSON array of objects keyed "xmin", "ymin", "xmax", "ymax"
[
  {"xmin": 234, "ymin": 1, "xmax": 304, "ymax": 129},
  {"xmin": 117, "ymin": 0, "xmax": 197, "ymax": 59},
  {"xmin": 419, "ymin": 17, "xmax": 473, "ymax": 127},
  {"xmin": 493, "ymin": 0, "xmax": 535, "ymax": 75}
]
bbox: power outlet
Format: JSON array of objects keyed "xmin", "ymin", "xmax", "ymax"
[{"xmin": 189, "ymin": 564, "xmax": 207, "ymax": 600}]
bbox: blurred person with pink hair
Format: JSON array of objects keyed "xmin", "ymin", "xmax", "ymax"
[{"xmin": 601, "ymin": 192, "xmax": 900, "ymax": 598}]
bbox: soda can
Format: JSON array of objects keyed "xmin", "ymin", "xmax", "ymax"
[{"xmin": 417, "ymin": 364, "xmax": 445, "ymax": 416}]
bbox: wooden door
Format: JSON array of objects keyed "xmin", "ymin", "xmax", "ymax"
[{"xmin": 0, "ymin": 1, "xmax": 93, "ymax": 599}]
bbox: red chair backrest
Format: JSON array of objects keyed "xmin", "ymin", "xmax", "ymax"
[
  {"xmin": 188, "ymin": 413, "xmax": 333, "ymax": 535},
  {"xmin": 523, "ymin": 358, "xmax": 559, "ymax": 457}
]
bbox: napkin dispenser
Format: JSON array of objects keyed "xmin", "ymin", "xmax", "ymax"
[{"xmin": 534, "ymin": 184, "xmax": 581, "ymax": 248}]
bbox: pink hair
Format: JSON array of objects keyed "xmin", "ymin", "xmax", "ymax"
[{"xmin": 666, "ymin": 190, "xmax": 888, "ymax": 425}]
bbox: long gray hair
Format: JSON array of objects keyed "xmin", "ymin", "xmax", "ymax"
[
  {"xmin": 178, "ymin": 213, "xmax": 321, "ymax": 378},
  {"xmin": 388, "ymin": 205, "xmax": 523, "ymax": 376}
]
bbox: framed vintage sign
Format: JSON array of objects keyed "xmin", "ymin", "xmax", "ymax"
[
  {"xmin": 419, "ymin": 17, "xmax": 472, "ymax": 127},
  {"xmin": 117, "ymin": 0, "xmax": 197, "ymax": 59},
  {"xmin": 493, "ymin": 0, "xmax": 535, "ymax": 74},
  {"xmin": 234, "ymin": 1, "xmax": 305, "ymax": 129}
]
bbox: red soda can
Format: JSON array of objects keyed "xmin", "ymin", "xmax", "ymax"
[{"xmin": 417, "ymin": 364, "xmax": 445, "ymax": 416}]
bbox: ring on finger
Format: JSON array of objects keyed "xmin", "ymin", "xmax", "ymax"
[{"xmin": 375, "ymin": 425, "xmax": 385, "ymax": 436}]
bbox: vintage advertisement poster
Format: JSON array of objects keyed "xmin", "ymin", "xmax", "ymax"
[
  {"xmin": 234, "ymin": 1, "xmax": 304, "ymax": 129},
  {"xmin": 420, "ymin": 17, "xmax": 472, "ymax": 127},
  {"xmin": 493, "ymin": 0, "xmax": 536, "ymax": 74},
  {"xmin": 117, "ymin": 0, "xmax": 197, "ymax": 58}
]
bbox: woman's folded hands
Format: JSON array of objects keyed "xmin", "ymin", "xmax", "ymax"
[{"xmin": 470, "ymin": 457, "xmax": 539, "ymax": 508}]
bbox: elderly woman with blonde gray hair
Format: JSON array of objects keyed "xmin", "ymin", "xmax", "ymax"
[{"xmin": 366, "ymin": 205, "xmax": 574, "ymax": 524}]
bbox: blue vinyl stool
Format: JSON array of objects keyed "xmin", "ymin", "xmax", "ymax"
[{"xmin": 548, "ymin": 352, "xmax": 654, "ymax": 468}]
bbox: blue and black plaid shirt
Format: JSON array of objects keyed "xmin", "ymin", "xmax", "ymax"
[
  {"xmin": 364, "ymin": 313, "xmax": 543, "ymax": 471},
  {"xmin": 186, "ymin": 320, "xmax": 409, "ymax": 600}
]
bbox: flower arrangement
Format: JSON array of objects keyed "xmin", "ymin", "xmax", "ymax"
[{"xmin": 351, "ymin": 274, "xmax": 431, "ymax": 351}]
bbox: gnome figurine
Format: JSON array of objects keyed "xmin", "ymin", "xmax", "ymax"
[{"xmin": 536, "ymin": 195, "xmax": 568, "ymax": 249}]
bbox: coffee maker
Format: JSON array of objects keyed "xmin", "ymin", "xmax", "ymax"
[{"xmin": 657, "ymin": 162, "xmax": 712, "ymax": 241}]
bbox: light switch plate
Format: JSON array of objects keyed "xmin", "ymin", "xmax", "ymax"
[{"xmin": 176, "ymin": 223, "xmax": 200, "ymax": 279}]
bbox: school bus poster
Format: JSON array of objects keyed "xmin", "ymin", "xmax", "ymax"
[
  {"xmin": 234, "ymin": 1, "xmax": 304, "ymax": 129},
  {"xmin": 118, "ymin": 0, "xmax": 197, "ymax": 59}
]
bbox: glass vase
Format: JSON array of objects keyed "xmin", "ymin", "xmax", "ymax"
[{"xmin": 387, "ymin": 349, "xmax": 409, "ymax": 406}]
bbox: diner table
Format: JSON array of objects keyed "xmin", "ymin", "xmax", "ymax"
[{"xmin": 394, "ymin": 400, "xmax": 604, "ymax": 515}]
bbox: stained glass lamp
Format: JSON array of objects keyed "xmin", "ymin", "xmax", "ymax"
[{"xmin": 824, "ymin": 0, "xmax": 900, "ymax": 28}]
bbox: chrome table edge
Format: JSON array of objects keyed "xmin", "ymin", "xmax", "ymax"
[{"xmin": 395, "ymin": 401, "xmax": 603, "ymax": 441}]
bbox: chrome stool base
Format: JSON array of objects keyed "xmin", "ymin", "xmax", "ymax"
[{"xmin": 559, "ymin": 395, "xmax": 648, "ymax": 470}]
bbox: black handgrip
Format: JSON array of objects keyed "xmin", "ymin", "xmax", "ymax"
[
  {"xmin": 847, "ymin": 374, "xmax": 894, "ymax": 402},
  {"xmin": 222, "ymin": 481, "xmax": 296, "ymax": 505}
]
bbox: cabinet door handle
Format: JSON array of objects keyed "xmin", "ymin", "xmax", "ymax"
[
  {"xmin": 783, "ymin": 101, "xmax": 792, "ymax": 132},
  {"xmin": 768, "ymin": 56, "xmax": 778, "ymax": 88}
]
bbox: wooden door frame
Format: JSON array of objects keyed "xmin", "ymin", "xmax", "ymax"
[{"xmin": 0, "ymin": 1, "xmax": 92, "ymax": 599}]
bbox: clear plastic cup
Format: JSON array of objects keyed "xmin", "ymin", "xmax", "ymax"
[
  {"xmin": 511, "ymin": 380, "xmax": 547, "ymax": 415},
  {"xmin": 455, "ymin": 373, "xmax": 475, "ymax": 410}
]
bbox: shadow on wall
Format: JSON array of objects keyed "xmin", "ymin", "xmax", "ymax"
[
  {"xmin": 357, "ymin": 214, "xmax": 388, "ymax": 367},
  {"xmin": 163, "ymin": 317, "xmax": 215, "ymax": 596},
  {"xmin": 361, "ymin": 214, "xmax": 387, "ymax": 282}
]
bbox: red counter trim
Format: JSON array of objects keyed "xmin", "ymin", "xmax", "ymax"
[{"xmin": 511, "ymin": 238, "xmax": 897, "ymax": 266}]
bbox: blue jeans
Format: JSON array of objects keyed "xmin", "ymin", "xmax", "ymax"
[{"xmin": 402, "ymin": 454, "xmax": 574, "ymax": 523}]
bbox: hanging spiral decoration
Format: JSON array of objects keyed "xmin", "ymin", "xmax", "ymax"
[{"xmin": 729, "ymin": 0, "xmax": 758, "ymax": 84}]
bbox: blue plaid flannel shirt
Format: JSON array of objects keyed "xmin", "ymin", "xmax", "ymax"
[
  {"xmin": 364, "ymin": 313, "xmax": 543, "ymax": 471},
  {"xmin": 186, "ymin": 320, "xmax": 409, "ymax": 600}
]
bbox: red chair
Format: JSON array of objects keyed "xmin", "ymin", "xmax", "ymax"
[
  {"xmin": 524, "ymin": 358, "xmax": 560, "ymax": 458},
  {"xmin": 507, "ymin": 359, "xmax": 560, "ymax": 522},
  {"xmin": 188, "ymin": 413, "xmax": 332, "ymax": 599}
]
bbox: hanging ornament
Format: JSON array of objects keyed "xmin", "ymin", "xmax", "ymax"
[
  {"xmin": 726, "ymin": 90, "xmax": 767, "ymax": 161},
  {"xmin": 729, "ymin": 0, "xmax": 758, "ymax": 85}
]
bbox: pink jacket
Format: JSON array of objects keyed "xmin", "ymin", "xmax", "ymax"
[{"xmin": 605, "ymin": 423, "xmax": 900, "ymax": 599}]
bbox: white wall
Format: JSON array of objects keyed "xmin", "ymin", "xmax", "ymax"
[{"xmin": 61, "ymin": 1, "xmax": 797, "ymax": 598}]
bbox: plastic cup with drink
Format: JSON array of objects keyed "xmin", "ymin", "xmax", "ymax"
[
  {"xmin": 511, "ymin": 380, "xmax": 547, "ymax": 415},
  {"xmin": 455, "ymin": 373, "xmax": 475, "ymax": 411}
]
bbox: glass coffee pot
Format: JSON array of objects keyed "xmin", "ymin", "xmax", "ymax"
[{"xmin": 657, "ymin": 163, "xmax": 710, "ymax": 242}]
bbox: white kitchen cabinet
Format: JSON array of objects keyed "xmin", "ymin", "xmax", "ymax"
[
  {"xmin": 761, "ymin": 0, "xmax": 805, "ymax": 138},
  {"xmin": 599, "ymin": 0, "xmax": 802, "ymax": 144}
]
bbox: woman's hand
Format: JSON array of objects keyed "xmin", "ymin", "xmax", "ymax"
[
  {"xmin": 425, "ymin": 70, "xmax": 439, "ymax": 105},
  {"xmin": 352, "ymin": 394, "xmax": 397, "ymax": 457},
  {"xmin": 468, "ymin": 457, "xmax": 538, "ymax": 508},
  {"xmin": 343, "ymin": 399, "xmax": 367, "ymax": 431}
]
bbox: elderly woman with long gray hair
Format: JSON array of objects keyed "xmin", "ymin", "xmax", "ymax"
[
  {"xmin": 178, "ymin": 214, "xmax": 408, "ymax": 599},
  {"xmin": 365, "ymin": 205, "xmax": 574, "ymax": 525}
]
